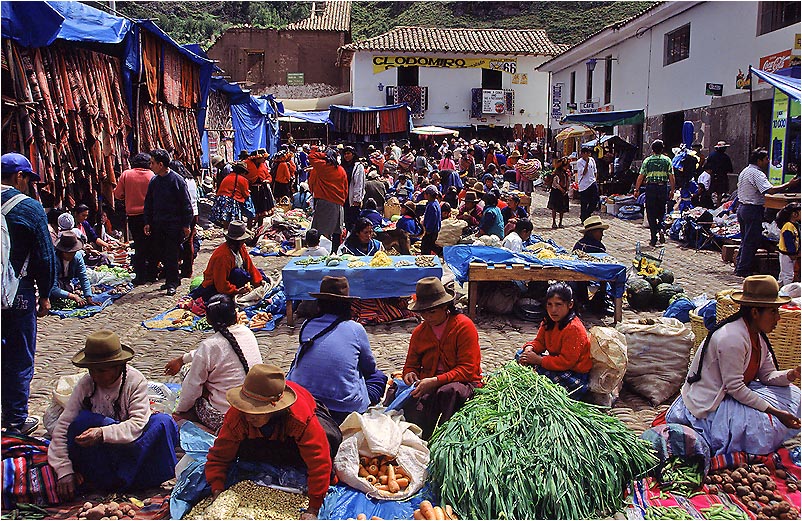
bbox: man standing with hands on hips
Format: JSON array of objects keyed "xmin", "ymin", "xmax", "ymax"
[
  {"xmin": 635, "ymin": 140, "xmax": 675, "ymax": 247},
  {"xmin": 576, "ymin": 145, "xmax": 599, "ymax": 223}
]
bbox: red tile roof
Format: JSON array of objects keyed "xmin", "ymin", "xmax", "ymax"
[{"xmin": 286, "ymin": 1, "xmax": 351, "ymax": 32}]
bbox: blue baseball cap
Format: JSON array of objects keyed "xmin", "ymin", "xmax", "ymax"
[{"xmin": 1, "ymin": 153, "xmax": 40, "ymax": 181}]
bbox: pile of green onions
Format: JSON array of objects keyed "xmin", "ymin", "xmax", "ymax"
[{"xmin": 428, "ymin": 363, "xmax": 657, "ymax": 519}]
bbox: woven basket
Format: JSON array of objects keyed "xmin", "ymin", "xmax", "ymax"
[
  {"xmin": 689, "ymin": 309, "xmax": 707, "ymax": 358},
  {"xmin": 384, "ymin": 201, "xmax": 402, "ymax": 219}
]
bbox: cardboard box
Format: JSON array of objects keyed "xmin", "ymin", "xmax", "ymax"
[{"xmin": 722, "ymin": 244, "xmax": 738, "ymax": 263}]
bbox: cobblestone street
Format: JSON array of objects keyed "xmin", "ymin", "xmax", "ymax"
[{"xmin": 29, "ymin": 189, "xmax": 744, "ymax": 435}]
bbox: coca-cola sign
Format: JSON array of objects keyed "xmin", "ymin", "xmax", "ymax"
[{"xmin": 758, "ymin": 50, "xmax": 792, "ymax": 82}]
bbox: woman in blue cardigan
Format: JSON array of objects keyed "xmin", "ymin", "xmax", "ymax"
[{"xmin": 50, "ymin": 231, "xmax": 98, "ymax": 308}]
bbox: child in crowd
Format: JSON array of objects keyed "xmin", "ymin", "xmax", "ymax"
[
  {"xmin": 517, "ymin": 283, "xmax": 592, "ymax": 397},
  {"xmin": 776, "ymin": 202, "xmax": 800, "ymax": 286},
  {"xmin": 420, "ymin": 185, "xmax": 442, "ymax": 256},
  {"xmin": 502, "ymin": 219, "xmax": 533, "ymax": 253},
  {"xmin": 396, "ymin": 201, "xmax": 424, "ymax": 244},
  {"xmin": 300, "ymin": 229, "xmax": 329, "ymax": 257}
]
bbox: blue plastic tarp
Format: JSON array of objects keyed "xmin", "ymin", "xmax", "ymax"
[
  {"xmin": 49, "ymin": 1, "xmax": 131, "ymax": 43},
  {"xmin": 319, "ymin": 484, "xmax": 438, "ymax": 520},
  {"xmin": 1, "ymin": 1, "xmax": 64, "ymax": 48},
  {"xmin": 209, "ymin": 76, "xmax": 252, "ymax": 106},
  {"xmin": 443, "ymin": 245, "xmax": 627, "ymax": 298},
  {"xmin": 750, "ymin": 66, "xmax": 801, "ymax": 101},
  {"xmin": 282, "ymin": 109, "xmax": 332, "ymax": 125}
]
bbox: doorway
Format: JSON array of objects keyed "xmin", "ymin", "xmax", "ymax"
[{"xmin": 661, "ymin": 111, "xmax": 685, "ymax": 150}]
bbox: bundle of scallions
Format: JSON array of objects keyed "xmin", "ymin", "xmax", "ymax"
[{"xmin": 428, "ymin": 362, "xmax": 657, "ymax": 519}]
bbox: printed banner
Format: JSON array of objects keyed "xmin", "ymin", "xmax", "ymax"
[
  {"xmin": 769, "ymin": 89, "xmax": 789, "ymax": 185},
  {"xmin": 373, "ymin": 55, "xmax": 517, "ymax": 74},
  {"xmin": 759, "ymin": 50, "xmax": 792, "ymax": 83},
  {"xmin": 551, "ymin": 82, "xmax": 563, "ymax": 122}
]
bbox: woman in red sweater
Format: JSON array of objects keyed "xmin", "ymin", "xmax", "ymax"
[
  {"xmin": 190, "ymin": 221, "xmax": 264, "ymax": 302},
  {"xmin": 402, "ymin": 277, "xmax": 482, "ymax": 439},
  {"xmin": 210, "ymin": 162, "xmax": 255, "ymax": 228},
  {"xmin": 205, "ymin": 364, "xmax": 339, "ymax": 519},
  {"xmin": 518, "ymin": 282, "xmax": 592, "ymax": 397}
]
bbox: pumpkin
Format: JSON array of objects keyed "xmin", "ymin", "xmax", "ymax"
[
  {"xmin": 653, "ymin": 283, "xmax": 685, "ymax": 310},
  {"xmin": 627, "ymin": 278, "xmax": 654, "ymax": 310}
]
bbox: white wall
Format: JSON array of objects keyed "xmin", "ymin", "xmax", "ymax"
[
  {"xmin": 549, "ymin": 1, "xmax": 798, "ymax": 122},
  {"xmin": 351, "ymin": 52, "xmax": 552, "ymax": 128}
]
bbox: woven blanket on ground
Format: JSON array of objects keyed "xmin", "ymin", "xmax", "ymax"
[
  {"xmin": 1, "ymin": 434, "xmax": 59, "ymax": 509},
  {"xmin": 142, "ymin": 286, "xmax": 287, "ymax": 332},
  {"xmin": 44, "ymin": 493, "xmax": 170, "ymax": 520},
  {"xmin": 49, "ymin": 283, "xmax": 132, "ymax": 319}
]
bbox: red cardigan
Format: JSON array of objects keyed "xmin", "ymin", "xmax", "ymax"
[
  {"xmin": 308, "ymin": 150, "xmax": 348, "ymax": 206},
  {"xmin": 205, "ymin": 381, "xmax": 332, "ymax": 509},
  {"xmin": 403, "ymin": 313, "xmax": 482, "ymax": 385},
  {"xmin": 522, "ymin": 316, "xmax": 592, "ymax": 373},
  {"xmin": 273, "ymin": 157, "xmax": 295, "ymax": 184},
  {"xmin": 201, "ymin": 242, "xmax": 263, "ymax": 294},
  {"xmin": 217, "ymin": 172, "xmax": 250, "ymax": 202}
]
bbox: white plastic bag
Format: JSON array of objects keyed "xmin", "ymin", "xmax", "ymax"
[
  {"xmin": 147, "ymin": 381, "xmax": 177, "ymax": 414},
  {"xmin": 43, "ymin": 371, "xmax": 87, "ymax": 435},
  {"xmin": 435, "ymin": 218, "xmax": 466, "ymax": 247},
  {"xmin": 588, "ymin": 326, "xmax": 628, "ymax": 396},
  {"xmin": 617, "ymin": 318, "xmax": 694, "ymax": 406},
  {"xmin": 333, "ymin": 408, "xmax": 429, "ymax": 501}
]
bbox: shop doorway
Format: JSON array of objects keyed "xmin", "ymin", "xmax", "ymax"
[
  {"xmin": 661, "ymin": 111, "xmax": 685, "ymax": 150},
  {"xmin": 753, "ymin": 99, "xmax": 773, "ymax": 150}
]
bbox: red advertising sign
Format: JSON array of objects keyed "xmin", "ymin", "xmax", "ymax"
[{"xmin": 758, "ymin": 50, "xmax": 792, "ymax": 82}]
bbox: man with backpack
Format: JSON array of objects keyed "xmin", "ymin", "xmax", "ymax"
[{"xmin": 1, "ymin": 153, "xmax": 58, "ymax": 436}]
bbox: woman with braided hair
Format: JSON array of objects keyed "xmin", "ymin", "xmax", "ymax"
[
  {"xmin": 48, "ymin": 331, "xmax": 179, "ymax": 501},
  {"xmin": 666, "ymin": 275, "xmax": 801, "ymax": 455},
  {"xmin": 165, "ymin": 294, "xmax": 262, "ymax": 432}
]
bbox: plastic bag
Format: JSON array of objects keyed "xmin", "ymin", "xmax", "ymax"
[
  {"xmin": 333, "ymin": 408, "xmax": 429, "ymax": 501},
  {"xmin": 147, "ymin": 381, "xmax": 177, "ymax": 414},
  {"xmin": 435, "ymin": 218, "xmax": 466, "ymax": 247},
  {"xmin": 318, "ymin": 483, "xmax": 437, "ymax": 520},
  {"xmin": 588, "ymin": 326, "xmax": 628, "ymax": 396},
  {"xmin": 617, "ymin": 318, "xmax": 694, "ymax": 406}
]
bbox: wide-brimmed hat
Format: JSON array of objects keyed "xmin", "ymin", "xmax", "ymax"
[
  {"xmin": 226, "ymin": 364, "xmax": 297, "ymax": 415},
  {"xmin": 309, "ymin": 276, "xmax": 360, "ymax": 300},
  {"xmin": 210, "ymin": 154, "xmax": 225, "ymax": 168},
  {"xmin": 402, "ymin": 200, "xmax": 417, "ymax": 216},
  {"xmin": 731, "ymin": 275, "xmax": 790, "ymax": 307},
  {"xmin": 55, "ymin": 231, "xmax": 83, "ymax": 253},
  {"xmin": 225, "ymin": 220, "xmax": 253, "ymax": 241},
  {"xmin": 580, "ymin": 216, "xmax": 609, "ymax": 233},
  {"xmin": 238, "ymin": 150, "xmax": 250, "ymax": 160},
  {"xmin": 72, "ymin": 330, "xmax": 134, "ymax": 368},
  {"xmin": 509, "ymin": 149, "xmax": 521, "ymax": 158},
  {"xmin": 232, "ymin": 161, "xmax": 248, "ymax": 174},
  {"xmin": 714, "ymin": 141, "xmax": 730, "ymax": 149},
  {"xmin": 464, "ymin": 191, "xmax": 479, "ymax": 203},
  {"xmin": 409, "ymin": 277, "xmax": 454, "ymax": 312}
]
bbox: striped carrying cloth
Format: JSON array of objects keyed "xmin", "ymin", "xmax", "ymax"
[{"xmin": 1, "ymin": 433, "xmax": 60, "ymax": 509}]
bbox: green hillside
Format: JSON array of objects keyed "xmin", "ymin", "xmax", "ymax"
[{"xmin": 105, "ymin": 1, "xmax": 656, "ymax": 50}]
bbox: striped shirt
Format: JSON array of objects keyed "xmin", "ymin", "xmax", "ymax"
[
  {"xmin": 737, "ymin": 164, "xmax": 773, "ymax": 205},
  {"xmin": 640, "ymin": 154, "xmax": 672, "ymax": 183}
]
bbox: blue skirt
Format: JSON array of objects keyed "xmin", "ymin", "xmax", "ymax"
[
  {"xmin": 67, "ymin": 410, "xmax": 179, "ymax": 492},
  {"xmin": 666, "ymin": 382, "xmax": 801, "ymax": 456},
  {"xmin": 210, "ymin": 195, "xmax": 255, "ymax": 226}
]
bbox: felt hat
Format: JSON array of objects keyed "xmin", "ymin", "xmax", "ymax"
[
  {"xmin": 226, "ymin": 364, "xmax": 297, "ymax": 415},
  {"xmin": 225, "ymin": 220, "xmax": 253, "ymax": 241},
  {"xmin": 730, "ymin": 275, "xmax": 790, "ymax": 307},
  {"xmin": 714, "ymin": 141, "xmax": 730, "ymax": 149},
  {"xmin": 580, "ymin": 215, "xmax": 610, "ymax": 233},
  {"xmin": 402, "ymin": 201, "xmax": 417, "ymax": 216},
  {"xmin": 72, "ymin": 330, "xmax": 134, "ymax": 368},
  {"xmin": 309, "ymin": 276, "xmax": 359, "ymax": 300},
  {"xmin": 210, "ymin": 154, "xmax": 225, "ymax": 168},
  {"xmin": 464, "ymin": 191, "xmax": 479, "ymax": 203},
  {"xmin": 408, "ymin": 277, "xmax": 454, "ymax": 312},
  {"xmin": 55, "ymin": 231, "xmax": 83, "ymax": 253},
  {"xmin": 1, "ymin": 153, "xmax": 40, "ymax": 181},
  {"xmin": 232, "ymin": 161, "xmax": 248, "ymax": 174},
  {"xmin": 509, "ymin": 149, "xmax": 521, "ymax": 158},
  {"xmin": 239, "ymin": 150, "xmax": 250, "ymax": 160}
]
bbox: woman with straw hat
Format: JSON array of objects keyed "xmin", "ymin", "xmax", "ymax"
[
  {"xmin": 400, "ymin": 277, "xmax": 482, "ymax": 439},
  {"xmin": 666, "ymin": 275, "xmax": 801, "ymax": 455},
  {"xmin": 48, "ymin": 331, "xmax": 179, "ymax": 501},
  {"xmin": 205, "ymin": 364, "xmax": 340, "ymax": 519}
]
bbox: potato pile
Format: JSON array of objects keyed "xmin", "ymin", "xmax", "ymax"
[
  {"xmin": 412, "ymin": 501, "xmax": 458, "ymax": 520},
  {"xmin": 704, "ymin": 464, "xmax": 800, "ymax": 519},
  {"xmin": 76, "ymin": 501, "xmax": 137, "ymax": 520},
  {"xmin": 358, "ymin": 455, "xmax": 409, "ymax": 495}
]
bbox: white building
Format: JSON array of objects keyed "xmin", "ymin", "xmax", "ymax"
[
  {"xmin": 337, "ymin": 26, "xmax": 566, "ymax": 140},
  {"xmin": 538, "ymin": 1, "xmax": 800, "ymax": 168}
]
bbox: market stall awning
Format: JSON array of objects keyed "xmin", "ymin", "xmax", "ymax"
[
  {"xmin": 583, "ymin": 135, "xmax": 636, "ymax": 149},
  {"xmin": 750, "ymin": 66, "xmax": 801, "ymax": 101},
  {"xmin": 555, "ymin": 125, "xmax": 594, "ymax": 141},
  {"xmin": 561, "ymin": 109, "xmax": 645, "ymax": 127},
  {"xmin": 280, "ymin": 92, "xmax": 352, "ymax": 112},
  {"xmin": 279, "ymin": 109, "xmax": 331, "ymax": 125},
  {"xmin": 410, "ymin": 125, "xmax": 459, "ymax": 137}
]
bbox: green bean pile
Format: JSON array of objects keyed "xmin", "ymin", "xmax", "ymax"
[
  {"xmin": 700, "ymin": 504, "xmax": 750, "ymax": 520},
  {"xmin": 428, "ymin": 363, "xmax": 657, "ymax": 520},
  {"xmin": 644, "ymin": 505, "xmax": 694, "ymax": 519}
]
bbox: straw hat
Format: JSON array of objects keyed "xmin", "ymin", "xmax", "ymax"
[
  {"xmin": 509, "ymin": 149, "xmax": 521, "ymax": 158},
  {"xmin": 226, "ymin": 364, "xmax": 297, "ymax": 415},
  {"xmin": 55, "ymin": 231, "xmax": 84, "ymax": 253},
  {"xmin": 731, "ymin": 275, "xmax": 790, "ymax": 307},
  {"xmin": 580, "ymin": 216, "xmax": 610, "ymax": 233},
  {"xmin": 714, "ymin": 141, "xmax": 730, "ymax": 149},
  {"xmin": 72, "ymin": 330, "xmax": 134, "ymax": 368},
  {"xmin": 225, "ymin": 220, "xmax": 253, "ymax": 241},
  {"xmin": 210, "ymin": 154, "xmax": 225, "ymax": 168},
  {"xmin": 309, "ymin": 276, "xmax": 359, "ymax": 301},
  {"xmin": 408, "ymin": 277, "xmax": 454, "ymax": 312}
]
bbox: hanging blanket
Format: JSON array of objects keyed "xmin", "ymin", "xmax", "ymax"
[{"xmin": 49, "ymin": 283, "xmax": 132, "ymax": 319}]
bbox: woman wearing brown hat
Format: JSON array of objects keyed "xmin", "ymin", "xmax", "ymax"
[
  {"xmin": 205, "ymin": 364, "xmax": 338, "ymax": 519},
  {"xmin": 49, "ymin": 231, "xmax": 98, "ymax": 308},
  {"xmin": 48, "ymin": 331, "xmax": 178, "ymax": 501},
  {"xmin": 401, "ymin": 277, "xmax": 482, "ymax": 439},
  {"xmin": 666, "ymin": 275, "xmax": 801, "ymax": 455},
  {"xmin": 455, "ymin": 191, "xmax": 483, "ymax": 228},
  {"xmin": 210, "ymin": 162, "xmax": 255, "ymax": 229}
]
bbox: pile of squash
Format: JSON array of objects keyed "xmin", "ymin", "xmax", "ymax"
[{"xmin": 626, "ymin": 266, "xmax": 688, "ymax": 311}]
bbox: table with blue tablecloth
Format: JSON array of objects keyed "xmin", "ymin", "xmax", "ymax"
[{"xmin": 281, "ymin": 255, "xmax": 443, "ymax": 325}]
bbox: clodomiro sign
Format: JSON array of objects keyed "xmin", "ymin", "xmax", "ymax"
[{"xmin": 373, "ymin": 55, "xmax": 517, "ymax": 74}]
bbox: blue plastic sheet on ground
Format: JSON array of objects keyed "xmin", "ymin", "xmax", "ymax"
[
  {"xmin": 249, "ymin": 247, "xmax": 282, "ymax": 257},
  {"xmin": 663, "ymin": 296, "xmax": 695, "ymax": 323},
  {"xmin": 319, "ymin": 483, "xmax": 438, "ymax": 520},
  {"xmin": 49, "ymin": 283, "xmax": 132, "ymax": 318},
  {"xmin": 443, "ymin": 245, "xmax": 627, "ymax": 298},
  {"xmin": 386, "ymin": 379, "xmax": 414, "ymax": 411},
  {"xmin": 282, "ymin": 256, "xmax": 442, "ymax": 301}
]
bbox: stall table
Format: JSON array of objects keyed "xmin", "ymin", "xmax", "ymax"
[{"xmin": 282, "ymin": 255, "xmax": 443, "ymax": 326}]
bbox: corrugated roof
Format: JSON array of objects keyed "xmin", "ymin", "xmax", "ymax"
[
  {"xmin": 340, "ymin": 26, "xmax": 567, "ymax": 56},
  {"xmin": 286, "ymin": 1, "xmax": 351, "ymax": 32}
]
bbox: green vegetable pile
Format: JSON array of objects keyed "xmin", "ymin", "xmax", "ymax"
[
  {"xmin": 659, "ymin": 457, "xmax": 703, "ymax": 496},
  {"xmin": 428, "ymin": 363, "xmax": 657, "ymax": 520},
  {"xmin": 700, "ymin": 504, "xmax": 749, "ymax": 520},
  {"xmin": 644, "ymin": 505, "xmax": 693, "ymax": 520}
]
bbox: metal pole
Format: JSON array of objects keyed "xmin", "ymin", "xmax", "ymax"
[{"xmin": 748, "ymin": 65, "xmax": 754, "ymax": 152}]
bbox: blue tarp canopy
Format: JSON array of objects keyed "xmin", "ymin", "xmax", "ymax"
[
  {"xmin": 280, "ymin": 109, "xmax": 332, "ymax": 125},
  {"xmin": 582, "ymin": 134, "xmax": 635, "ymax": 149},
  {"xmin": 561, "ymin": 109, "xmax": 645, "ymax": 128},
  {"xmin": 330, "ymin": 103, "xmax": 409, "ymax": 113},
  {"xmin": 750, "ymin": 66, "xmax": 801, "ymax": 101}
]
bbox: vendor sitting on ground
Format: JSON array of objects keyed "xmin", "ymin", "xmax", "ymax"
[
  {"xmin": 286, "ymin": 277, "xmax": 387, "ymax": 424},
  {"xmin": 574, "ymin": 216, "xmax": 608, "ymax": 254},
  {"xmin": 402, "ymin": 277, "xmax": 482, "ymax": 439},
  {"xmin": 455, "ymin": 191, "xmax": 483, "ymax": 228},
  {"xmin": 395, "ymin": 201, "xmax": 424, "ymax": 244},
  {"xmin": 205, "ymin": 365, "xmax": 340, "ymax": 520},
  {"xmin": 477, "ymin": 192, "xmax": 505, "ymax": 239},
  {"xmin": 502, "ymin": 219, "xmax": 534, "ymax": 253},
  {"xmin": 190, "ymin": 221, "xmax": 264, "ymax": 302},
  {"xmin": 501, "ymin": 194, "xmax": 529, "ymax": 227},
  {"xmin": 299, "ymin": 229, "xmax": 329, "ymax": 257},
  {"xmin": 73, "ymin": 204, "xmax": 111, "ymax": 251},
  {"xmin": 165, "ymin": 294, "xmax": 262, "ymax": 433},
  {"xmin": 392, "ymin": 173, "xmax": 415, "ymax": 199},
  {"xmin": 517, "ymin": 283, "xmax": 592, "ymax": 397},
  {"xmin": 358, "ymin": 198, "xmax": 385, "ymax": 228},
  {"xmin": 48, "ymin": 331, "xmax": 178, "ymax": 500},
  {"xmin": 292, "ymin": 182, "xmax": 313, "ymax": 212},
  {"xmin": 481, "ymin": 171, "xmax": 497, "ymax": 193},
  {"xmin": 666, "ymin": 275, "xmax": 801, "ymax": 455},
  {"xmin": 338, "ymin": 218, "xmax": 384, "ymax": 256},
  {"xmin": 50, "ymin": 231, "xmax": 98, "ymax": 308}
]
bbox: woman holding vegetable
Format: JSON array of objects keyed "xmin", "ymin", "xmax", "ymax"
[
  {"xmin": 402, "ymin": 277, "xmax": 483, "ymax": 439},
  {"xmin": 517, "ymin": 283, "xmax": 592, "ymax": 397},
  {"xmin": 667, "ymin": 275, "xmax": 801, "ymax": 455}
]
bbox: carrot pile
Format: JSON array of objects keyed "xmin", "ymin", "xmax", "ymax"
[
  {"xmin": 413, "ymin": 501, "xmax": 457, "ymax": 520},
  {"xmin": 358, "ymin": 456, "xmax": 410, "ymax": 494}
]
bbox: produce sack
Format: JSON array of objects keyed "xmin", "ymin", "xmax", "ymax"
[
  {"xmin": 435, "ymin": 218, "xmax": 466, "ymax": 247},
  {"xmin": 618, "ymin": 318, "xmax": 694, "ymax": 406},
  {"xmin": 334, "ymin": 408, "xmax": 429, "ymax": 501},
  {"xmin": 588, "ymin": 326, "xmax": 628, "ymax": 396},
  {"xmin": 44, "ymin": 371, "xmax": 87, "ymax": 435}
]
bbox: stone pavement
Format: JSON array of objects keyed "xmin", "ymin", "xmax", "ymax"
[{"xmin": 28, "ymin": 188, "xmax": 745, "ymax": 436}]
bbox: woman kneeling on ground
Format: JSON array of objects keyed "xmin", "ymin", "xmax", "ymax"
[
  {"xmin": 205, "ymin": 365, "xmax": 341, "ymax": 520},
  {"xmin": 165, "ymin": 294, "xmax": 262, "ymax": 432},
  {"xmin": 517, "ymin": 282, "xmax": 592, "ymax": 398},
  {"xmin": 666, "ymin": 275, "xmax": 801, "ymax": 455},
  {"xmin": 191, "ymin": 220, "xmax": 264, "ymax": 302},
  {"xmin": 402, "ymin": 277, "xmax": 482, "ymax": 439},
  {"xmin": 49, "ymin": 331, "xmax": 179, "ymax": 501}
]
